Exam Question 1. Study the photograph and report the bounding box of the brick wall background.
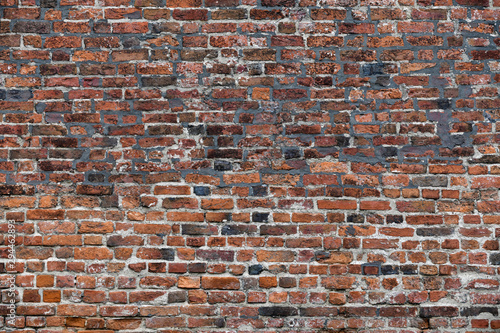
[1,0,500,331]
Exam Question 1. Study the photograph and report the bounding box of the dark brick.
[252,213,269,222]
[107,235,144,247]
[159,248,175,261]
[221,225,256,236]
[460,307,498,317]
[214,161,232,171]
[197,250,234,261]
[362,63,387,76]
[413,176,448,187]
[387,215,403,224]
[416,227,454,237]
[261,0,295,5]
[456,0,488,5]
[168,291,187,303]
[347,214,365,223]
[193,186,210,196]
[381,265,399,275]
[6,89,33,101]
[13,21,51,34]
[259,307,298,317]
[0,185,35,196]
[470,155,500,164]
[182,224,217,235]
[249,264,264,275]
[401,265,418,275]
[142,77,177,87]
[40,0,57,7]
[101,195,119,208]
[188,263,207,273]
[490,253,500,265]
[420,307,458,318]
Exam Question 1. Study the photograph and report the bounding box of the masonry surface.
[0,0,500,331]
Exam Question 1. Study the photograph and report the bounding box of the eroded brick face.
[1,0,500,331]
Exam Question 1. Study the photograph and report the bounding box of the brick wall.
[1,0,500,331]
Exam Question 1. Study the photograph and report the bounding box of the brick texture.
[1,0,500,331]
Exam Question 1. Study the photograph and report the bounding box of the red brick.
[201,277,240,290]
